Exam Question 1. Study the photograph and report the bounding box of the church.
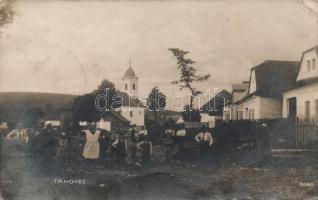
[97,63,145,131]
[118,62,146,126]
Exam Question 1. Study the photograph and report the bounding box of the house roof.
[116,91,146,108]
[200,90,232,116]
[235,60,299,104]
[232,82,249,92]
[145,109,182,124]
[296,45,318,79]
[99,109,130,124]
[252,60,299,97]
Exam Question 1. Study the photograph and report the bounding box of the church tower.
[122,61,138,97]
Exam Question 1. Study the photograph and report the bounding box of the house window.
[245,108,248,119]
[307,60,311,71]
[249,109,255,120]
[130,111,133,117]
[125,83,128,90]
[305,101,310,119]
[237,111,243,120]
[312,58,316,70]
[132,83,136,90]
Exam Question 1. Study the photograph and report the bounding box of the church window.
[132,83,136,90]
[125,83,128,90]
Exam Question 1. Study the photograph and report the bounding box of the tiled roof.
[99,109,130,124]
[235,60,299,104]
[200,90,232,116]
[252,60,299,98]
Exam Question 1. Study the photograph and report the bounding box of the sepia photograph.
[0,0,318,199]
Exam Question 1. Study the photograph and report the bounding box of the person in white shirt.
[195,125,213,157]
[6,123,29,144]
[137,126,148,141]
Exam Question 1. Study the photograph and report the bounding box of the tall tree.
[147,86,167,124]
[72,79,119,123]
[0,0,14,29]
[168,48,210,121]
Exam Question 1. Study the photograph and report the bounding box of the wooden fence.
[213,118,318,149]
[295,117,318,148]
[214,119,296,149]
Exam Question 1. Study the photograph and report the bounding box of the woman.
[82,123,101,167]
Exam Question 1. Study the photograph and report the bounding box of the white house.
[283,45,318,119]
[97,109,130,132]
[235,60,299,120]
[223,81,249,120]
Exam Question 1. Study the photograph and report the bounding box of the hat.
[261,123,268,127]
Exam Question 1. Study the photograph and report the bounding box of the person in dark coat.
[137,136,152,166]
[112,134,127,165]
[56,130,69,168]
[31,123,58,172]
[129,124,138,162]
[256,123,272,164]
[163,129,174,161]
[99,130,108,163]
[68,129,86,167]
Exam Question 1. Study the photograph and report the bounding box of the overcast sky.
[0,0,317,109]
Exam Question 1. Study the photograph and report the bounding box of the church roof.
[123,66,138,79]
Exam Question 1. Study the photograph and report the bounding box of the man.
[136,126,147,141]
[137,136,152,166]
[255,123,272,165]
[112,134,127,165]
[129,124,138,162]
[195,125,213,159]
[98,130,109,162]
[163,129,174,161]
[175,124,187,159]
[56,130,67,162]
[31,123,58,173]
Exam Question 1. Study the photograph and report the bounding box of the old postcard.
[0,0,318,199]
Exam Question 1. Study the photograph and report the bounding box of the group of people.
[4,119,216,171]
[163,124,214,162]
[82,123,153,167]
[3,119,272,172]
[4,120,155,170]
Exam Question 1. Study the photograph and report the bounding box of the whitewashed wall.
[283,82,318,118]
[121,106,145,126]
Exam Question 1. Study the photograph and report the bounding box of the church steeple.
[122,61,138,97]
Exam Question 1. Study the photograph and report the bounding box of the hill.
[0,92,76,110]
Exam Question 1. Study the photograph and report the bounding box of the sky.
[0,0,317,110]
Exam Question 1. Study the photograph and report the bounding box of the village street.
[1,141,318,200]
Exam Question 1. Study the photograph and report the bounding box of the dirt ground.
[1,140,318,200]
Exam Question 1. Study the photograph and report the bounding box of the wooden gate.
[295,118,318,148]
